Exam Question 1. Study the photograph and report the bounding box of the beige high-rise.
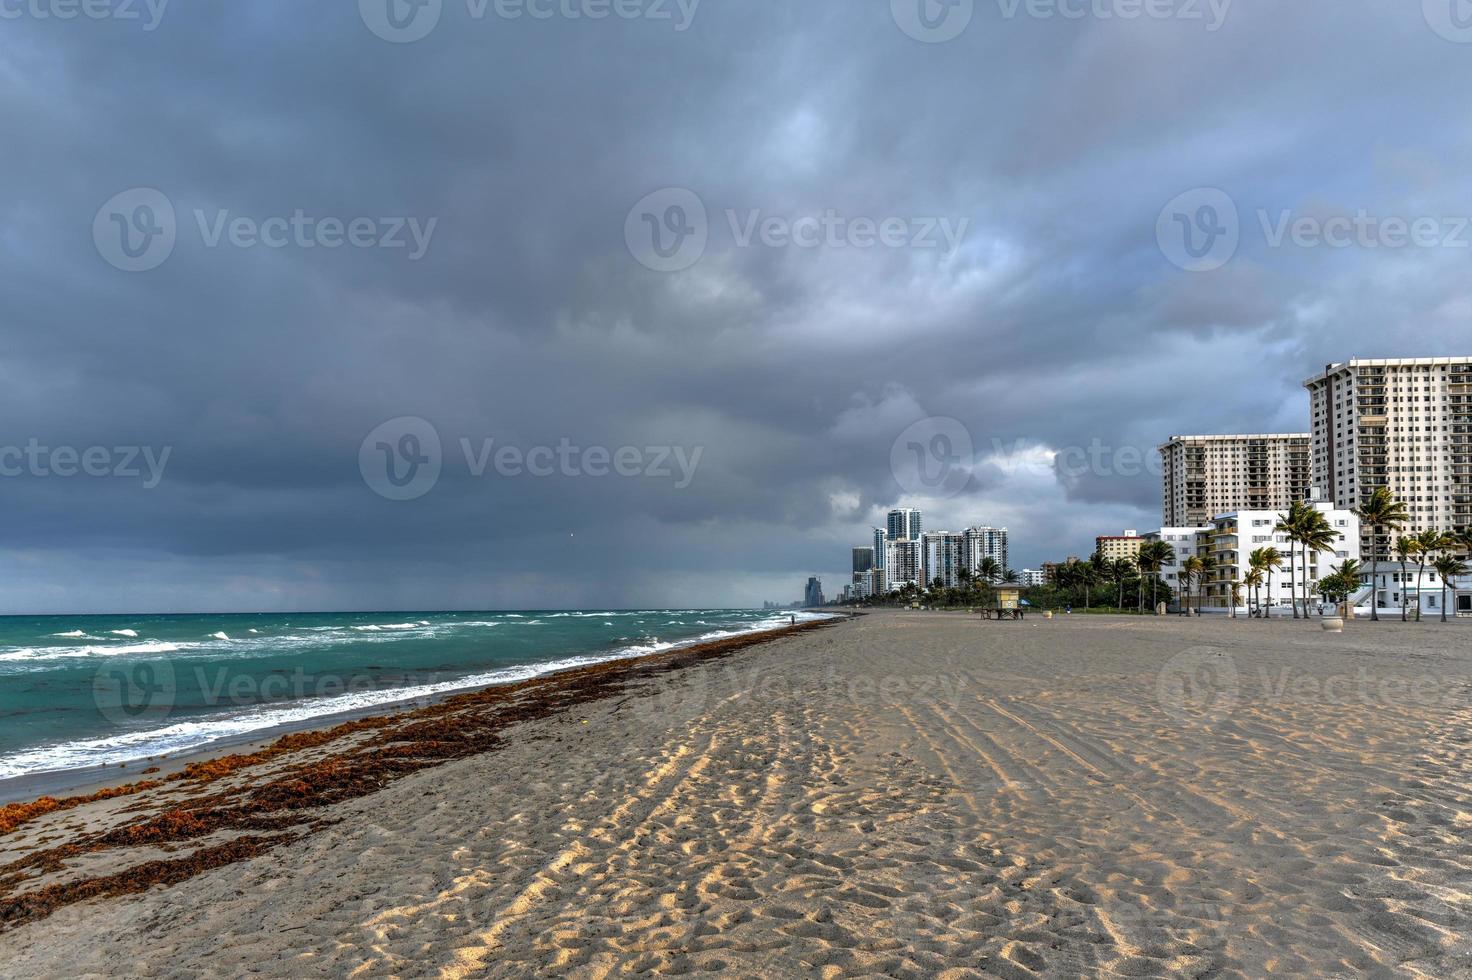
[1304,357,1472,555]
[1159,434,1312,528]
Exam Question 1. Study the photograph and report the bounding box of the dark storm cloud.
[2,1,1470,610]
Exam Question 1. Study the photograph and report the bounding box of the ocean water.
[0,609,827,781]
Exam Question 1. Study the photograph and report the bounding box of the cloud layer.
[2,2,1470,610]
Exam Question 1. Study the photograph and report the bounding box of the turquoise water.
[0,609,824,780]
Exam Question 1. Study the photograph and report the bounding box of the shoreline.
[0,612,843,806]
[0,614,849,931]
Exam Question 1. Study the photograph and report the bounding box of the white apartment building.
[1159,434,1312,527]
[1017,568,1046,587]
[1142,527,1212,599]
[1358,562,1472,618]
[1200,501,1360,613]
[922,532,967,588]
[885,538,923,590]
[963,526,1009,576]
[1304,357,1472,556]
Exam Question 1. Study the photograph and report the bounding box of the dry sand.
[2,610,1470,977]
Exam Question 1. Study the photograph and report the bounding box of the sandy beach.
[2,610,1470,977]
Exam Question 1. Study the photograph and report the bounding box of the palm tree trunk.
[1288,547,1298,618]
[1370,525,1380,620]
[1442,582,1449,623]
[1415,563,1425,622]
[1400,559,1409,621]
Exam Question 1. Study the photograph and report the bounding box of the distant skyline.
[5,5,1472,612]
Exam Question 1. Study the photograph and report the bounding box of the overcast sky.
[3,1,1471,612]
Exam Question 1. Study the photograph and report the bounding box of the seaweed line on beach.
[0,617,844,932]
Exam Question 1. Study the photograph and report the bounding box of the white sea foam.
[110,629,139,637]
[52,630,89,638]
[351,621,430,632]
[210,632,230,641]
[0,612,838,779]
[0,641,185,663]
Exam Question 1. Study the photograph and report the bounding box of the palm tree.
[977,557,1001,587]
[1002,568,1020,585]
[1197,552,1216,615]
[1394,534,1416,622]
[1411,529,1447,622]
[1110,556,1135,611]
[1179,555,1202,616]
[1137,540,1175,613]
[1354,487,1408,621]
[1243,566,1264,616]
[1248,546,1281,618]
[1297,509,1340,617]
[1274,500,1310,618]
[1254,544,1277,615]
[1432,553,1468,623]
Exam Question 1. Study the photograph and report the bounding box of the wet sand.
[2,610,1470,977]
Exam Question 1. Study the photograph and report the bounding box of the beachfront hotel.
[1200,499,1360,611]
[1159,434,1312,527]
[1142,497,1359,612]
[1095,531,1143,561]
[1304,357,1472,556]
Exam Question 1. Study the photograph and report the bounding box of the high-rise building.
[887,508,922,542]
[963,526,1008,575]
[884,538,923,590]
[921,531,966,588]
[804,577,824,607]
[852,547,875,575]
[1095,531,1143,562]
[1159,434,1312,527]
[1304,357,1472,556]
